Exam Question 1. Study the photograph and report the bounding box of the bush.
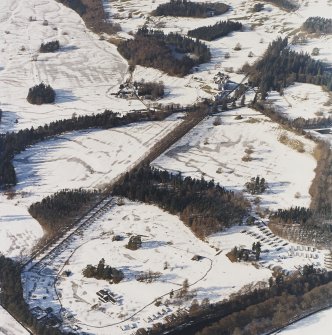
[252,3,264,12]
[27,83,56,105]
[40,40,60,53]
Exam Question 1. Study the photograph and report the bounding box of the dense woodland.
[57,0,120,34]
[27,83,56,105]
[0,109,173,187]
[188,20,242,41]
[245,37,332,98]
[117,28,211,76]
[28,189,101,236]
[262,0,298,11]
[302,17,332,34]
[153,0,229,18]
[113,165,249,238]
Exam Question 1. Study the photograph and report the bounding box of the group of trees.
[133,80,165,99]
[39,40,60,53]
[245,37,332,98]
[27,83,56,105]
[0,109,173,187]
[270,207,313,225]
[136,270,161,283]
[82,258,124,283]
[245,176,267,195]
[302,17,332,34]
[228,242,261,262]
[113,165,250,238]
[188,20,242,41]
[117,28,211,76]
[153,0,229,18]
[28,189,101,236]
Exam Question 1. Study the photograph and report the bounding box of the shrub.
[40,40,60,53]
[27,83,56,105]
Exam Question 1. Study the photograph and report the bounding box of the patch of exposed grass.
[278,132,305,153]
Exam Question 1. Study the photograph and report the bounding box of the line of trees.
[188,20,242,41]
[152,0,229,18]
[302,17,332,34]
[113,165,250,238]
[244,37,332,99]
[117,28,211,77]
[0,109,174,187]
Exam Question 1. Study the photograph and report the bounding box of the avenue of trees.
[153,0,229,18]
[113,165,250,238]
[117,28,211,76]
[188,20,242,41]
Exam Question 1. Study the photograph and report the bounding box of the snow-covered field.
[153,108,317,210]
[0,0,137,133]
[267,83,332,120]
[23,199,327,334]
[0,114,183,258]
[0,305,29,335]
[277,307,332,335]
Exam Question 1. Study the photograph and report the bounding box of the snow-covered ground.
[106,0,332,108]
[153,108,317,211]
[277,307,332,335]
[0,0,137,133]
[0,305,29,335]
[0,114,183,258]
[23,199,327,334]
[267,83,332,120]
